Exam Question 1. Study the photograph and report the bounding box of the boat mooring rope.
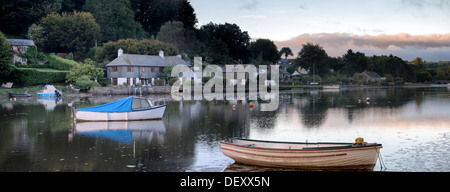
[376,147,387,171]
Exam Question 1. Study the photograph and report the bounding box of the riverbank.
[2,83,446,97]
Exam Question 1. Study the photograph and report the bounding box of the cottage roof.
[106,54,189,67]
[6,39,35,46]
[362,71,381,79]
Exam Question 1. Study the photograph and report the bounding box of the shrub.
[48,55,78,71]
[91,81,101,88]
[394,77,404,85]
[154,78,165,86]
[76,76,93,91]
[168,78,178,86]
[14,68,68,86]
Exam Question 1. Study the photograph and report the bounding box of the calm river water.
[1,87,450,172]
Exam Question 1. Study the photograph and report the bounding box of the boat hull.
[323,85,340,89]
[38,93,61,98]
[75,105,166,122]
[220,138,382,170]
[8,93,31,97]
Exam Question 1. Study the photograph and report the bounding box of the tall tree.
[27,24,46,51]
[131,0,197,37]
[368,54,416,82]
[249,39,280,65]
[342,49,368,76]
[61,0,86,13]
[0,31,13,83]
[279,47,293,59]
[412,57,425,69]
[177,0,198,30]
[0,0,61,36]
[294,43,329,77]
[38,11,101,57]
[200,22,250,64]
[83,0,146,42]
[156,21,200,57]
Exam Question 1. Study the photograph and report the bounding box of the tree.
[328,56,344,72]
[369,54,416,82]
[66,58,104,83]
[294,43,329,77]
[250,39,280,65]
[0,31,13,83]
[199,22,251,63]
[156,21,200,57]
[416,70,433,82]
[83,0,146,42]
[38,11,101,58]
[130,0,197,37]
[342,49,368,76]
[177,0,198,30]
[412,57,425,69]
[279,47,293,59]
[0,0,61,36]
[27,24,46,51]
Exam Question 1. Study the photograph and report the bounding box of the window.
[112,66,118,72]
[159,67,164,73]
[127,66,133,72]
[112,78,118,85]
[141,67,146,72]
[151,67,155,72]
[126,78,130,85]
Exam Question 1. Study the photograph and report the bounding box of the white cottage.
[106,49,191,86]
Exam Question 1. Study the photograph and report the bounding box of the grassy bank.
[0,83,66,95]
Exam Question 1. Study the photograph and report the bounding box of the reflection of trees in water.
[134,100,252,171]
[285,88,422,128]
[297,92,329,128]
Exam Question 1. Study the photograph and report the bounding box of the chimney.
[118,48,123,57]
[159,50,164,58]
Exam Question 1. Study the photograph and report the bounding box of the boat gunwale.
[75,104,167,113]
[220,138,382,151]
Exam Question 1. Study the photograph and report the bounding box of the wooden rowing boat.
[219,138,382,170]
[75,96,166,122]
[8,92,31,97]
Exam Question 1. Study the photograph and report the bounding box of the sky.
[190,0,450,61]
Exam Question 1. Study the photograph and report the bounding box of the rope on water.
[376,147,387,171]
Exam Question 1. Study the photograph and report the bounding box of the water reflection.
[74,121,166,145]
[1,87,450,171]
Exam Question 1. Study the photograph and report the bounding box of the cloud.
[274,33,450,61]
[238,15,267,19]
[298,3,308,10]
[240,0,258,10]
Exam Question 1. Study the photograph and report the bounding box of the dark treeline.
[1,0,449,84]
[290,43,450,83]
[1,0,278,65]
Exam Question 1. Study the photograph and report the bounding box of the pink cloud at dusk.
[274,33,450,61]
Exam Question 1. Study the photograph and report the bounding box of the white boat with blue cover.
[38,85,62,98]
[75,96,166,122]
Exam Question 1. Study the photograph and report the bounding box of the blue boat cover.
[78,130,133,144]
[78,96,134,112]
